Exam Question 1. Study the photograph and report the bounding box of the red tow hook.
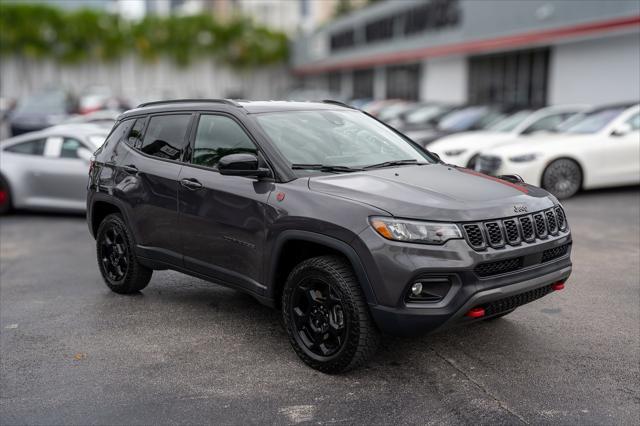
[466,307,485,318]
[552,280,566,291]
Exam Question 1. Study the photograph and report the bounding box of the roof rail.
[322,99,355,109]
[136,99,242,108]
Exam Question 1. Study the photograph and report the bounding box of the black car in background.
[8,90,78,136]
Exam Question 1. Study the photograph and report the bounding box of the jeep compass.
[87,100,572,373]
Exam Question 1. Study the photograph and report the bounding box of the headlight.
[509,153,539,162]
[444,149,467,156]
[370,217,462,244]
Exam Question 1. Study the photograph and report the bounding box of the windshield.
[564,107,627,134]
[15,91,69,114]
[437,106,503,132]
[486,110,532,132]
[255,110,434,170]
[404,105,450,124]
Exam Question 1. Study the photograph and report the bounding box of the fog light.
[411,282,423,296]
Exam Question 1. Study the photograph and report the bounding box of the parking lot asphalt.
[1,187,638,425]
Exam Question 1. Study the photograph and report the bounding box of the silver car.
[0,124,108,214]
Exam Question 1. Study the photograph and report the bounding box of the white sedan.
[429,105,588,168]
[476,103,640,199]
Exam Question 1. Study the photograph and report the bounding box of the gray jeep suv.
[87,100,572,373]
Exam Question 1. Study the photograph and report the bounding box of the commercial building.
[292,0,640,107]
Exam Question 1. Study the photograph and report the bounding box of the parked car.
[63,110,121,128]
[0,124,108,214]
[7,90,78,136]
[376,101,416,123]
[429,105,589,168]
[477,103,640,199]
[388,102,458,130]
[404,105,508,146]
[87,99,572,373]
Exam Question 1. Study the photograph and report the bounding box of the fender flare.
[268,230,378,306]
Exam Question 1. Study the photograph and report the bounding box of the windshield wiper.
[291,163,364,173]
[363,159,428,170]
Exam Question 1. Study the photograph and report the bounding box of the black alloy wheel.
[99,224,129,282]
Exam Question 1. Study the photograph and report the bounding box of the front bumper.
[356,225,572,336]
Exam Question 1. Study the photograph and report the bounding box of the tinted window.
[127,117,147,148]
[626,113,640,131]
[192,115,257,169]
[103,120,134,150]
[140,115,191,160]
[565,107,627,134]
[60,138,86,158]
[522,113,572,135]
[5,139,46,156]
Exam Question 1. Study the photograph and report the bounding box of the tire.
[0,175,12,215]
[541,159,582,199]
[282,255,380,374]
[466,154,479,170]
[96,213,152,294]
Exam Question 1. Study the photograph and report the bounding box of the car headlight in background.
[370,217,462,244]
[509,153,540,162]
[443,149,467,156]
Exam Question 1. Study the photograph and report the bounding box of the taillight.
[89,157,96,175]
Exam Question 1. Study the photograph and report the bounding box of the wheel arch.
[89,198,126,238]
[268,230,378,310]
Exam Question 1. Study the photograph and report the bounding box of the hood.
[483,133,595,157]
[308,164,554,221]
[429,131,515,152]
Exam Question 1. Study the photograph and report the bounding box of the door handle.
[122,164,138,174]
[180,178,203,190]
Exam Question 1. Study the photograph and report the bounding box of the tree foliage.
[0,3,289,68]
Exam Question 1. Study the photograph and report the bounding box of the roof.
[1,123,109,145]
[126,99,353,117]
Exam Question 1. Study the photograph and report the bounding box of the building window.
[328,73,342,95]
[386,64,421,100]
[404,0,461,35]
[330,29,355,52]
[365,16,395,44]
[468,48,550,108]
[353,69,374,99]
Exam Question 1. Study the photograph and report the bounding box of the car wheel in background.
[542,159,582,199]
[282,255,380,374]
[466,154,479,169]
[0,175,12,215]
[96,213,152,294]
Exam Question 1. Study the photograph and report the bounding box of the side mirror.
[429,151,441,162]
[611,123,632,137]
[76,147,93,162]
[218,153,271,178]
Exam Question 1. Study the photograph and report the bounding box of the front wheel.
[96,213,152,294]
[542,159,582,199]
[282,255,380,374]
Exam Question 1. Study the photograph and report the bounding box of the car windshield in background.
[404,105,450,124]
[564,107,627,134]
[437,106,502,132]
[486,110,533,132]
[255,110,433,171]
[14,91,68,114]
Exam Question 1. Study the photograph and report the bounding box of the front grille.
[481,284,555,316]
[477,155,502,174]
[542,243,571,263]
[461,207,569,251]
[475,257,523,277]
[484,222,504,247]
[463,224,484,249]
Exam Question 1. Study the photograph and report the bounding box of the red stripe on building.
[293,15,640,75]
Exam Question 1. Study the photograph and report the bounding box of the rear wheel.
[282,255,380,374]
[96,213,152,294]
[542,159,582,199]
[0,175,12,215]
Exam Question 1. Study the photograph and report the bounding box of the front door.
[178,113,273,294]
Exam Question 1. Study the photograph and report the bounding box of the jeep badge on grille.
[513,204,528,213]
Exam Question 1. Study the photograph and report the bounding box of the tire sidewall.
[96,214,135,289]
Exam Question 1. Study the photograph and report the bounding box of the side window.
[522,114,566,134]
[4,139,46,156]
[103,120,134,150]
[626,113,640,131]
[60,138,86,159]
[126,117,147,148]
[140,114,191,160]
[192,115,257,169]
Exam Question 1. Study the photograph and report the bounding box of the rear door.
[123,113,194,265]
[177,113,274,294]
